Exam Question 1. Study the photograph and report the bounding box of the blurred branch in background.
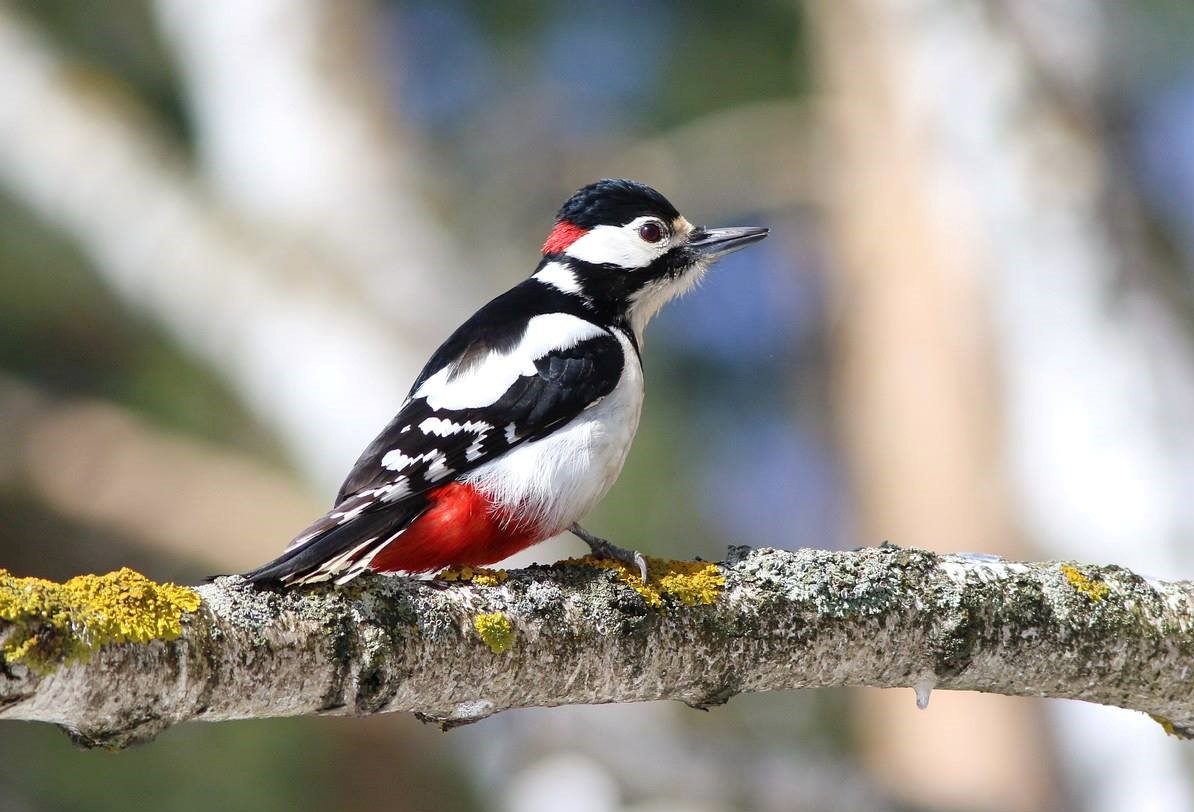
[3,0,1192,810]
[153,0,466,329]
[0,4,442,488]
[0,375,317,570]
[3,546,1191,753]
[572,99,820,220]
[0,5,845,811]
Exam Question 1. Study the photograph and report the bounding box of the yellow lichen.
[1150,713,1179,737]
[0,567,201,671]
[473,612,514,654]
[573,556,725,609]
[1060,564,1110,601]
[658,563,726,606]
[436,566,509,586]
[469,569,509,587]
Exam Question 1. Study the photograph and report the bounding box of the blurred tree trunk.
[811,2,1056,810]
[812,1,1194,810]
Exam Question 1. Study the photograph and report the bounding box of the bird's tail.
[236,502,425,587]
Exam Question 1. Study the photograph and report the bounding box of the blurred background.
[1,0,1193,810]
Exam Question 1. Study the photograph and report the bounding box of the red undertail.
[368,482,543,573]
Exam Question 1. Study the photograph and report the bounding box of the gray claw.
[570,523,650,582]
[632,551,648,582]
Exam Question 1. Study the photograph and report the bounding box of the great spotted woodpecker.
[243,179,767,586]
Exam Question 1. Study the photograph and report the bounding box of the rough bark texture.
[1,546,1191,750]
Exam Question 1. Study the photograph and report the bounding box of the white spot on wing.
[381,477,412,501]
[466,436,486,461]
[332,501,370,524]
[419,416,491,437]
[426,456,453,482]
[382,447,452,480]
[382,449,417,470]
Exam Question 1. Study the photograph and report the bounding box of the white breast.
[462,329,644,534]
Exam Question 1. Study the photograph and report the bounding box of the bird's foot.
[570,523,649,582]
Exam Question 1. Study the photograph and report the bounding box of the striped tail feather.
[241,501,427,586]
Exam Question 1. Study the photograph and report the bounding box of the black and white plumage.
[242,179,768,586]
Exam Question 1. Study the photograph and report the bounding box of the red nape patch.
[367,482,543,574]
[542,220,588,254]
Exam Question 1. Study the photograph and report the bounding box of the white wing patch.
[415,313,608,410]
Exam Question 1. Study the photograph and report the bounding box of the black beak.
[687,226,769,259]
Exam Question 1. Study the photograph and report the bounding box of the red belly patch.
[367,482,542,574]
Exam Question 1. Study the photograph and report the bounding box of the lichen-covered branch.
[1,546,1191,749]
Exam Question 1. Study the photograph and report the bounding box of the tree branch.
[1,545,1191,749]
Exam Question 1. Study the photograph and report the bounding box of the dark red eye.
[638,221,665,243]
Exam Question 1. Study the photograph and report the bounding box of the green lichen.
[1060,564,1110,601]
[473,612,514,654]
[0,568,201,672]
[576,556,725,608]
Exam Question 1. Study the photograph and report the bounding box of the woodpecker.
[242,179,767,586]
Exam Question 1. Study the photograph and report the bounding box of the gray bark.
[1,545,1191,749]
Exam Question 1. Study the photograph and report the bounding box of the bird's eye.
[638,221,665,244]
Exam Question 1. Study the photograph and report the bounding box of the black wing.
[242,326,624,585]
[335,331,623,505]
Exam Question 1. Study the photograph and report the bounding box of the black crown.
[556,179,680,229]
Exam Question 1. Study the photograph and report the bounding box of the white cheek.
[564,223,665,268]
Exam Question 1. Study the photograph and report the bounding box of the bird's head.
[535,179,768,340]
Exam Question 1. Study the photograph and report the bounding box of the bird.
[241,179,768,587]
